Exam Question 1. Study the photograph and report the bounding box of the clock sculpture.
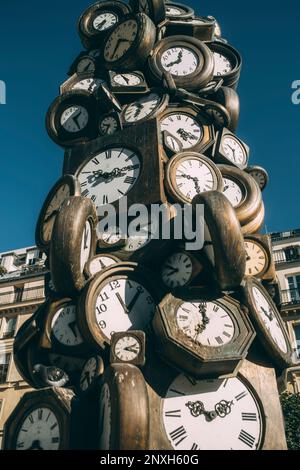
[3,0,293,451]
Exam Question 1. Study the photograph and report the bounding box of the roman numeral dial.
[16,407,61,450]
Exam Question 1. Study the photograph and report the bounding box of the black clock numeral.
[213,305,219,312]
[50,422,58,431]
[91,195,96,203]
[81,181,88,187]
[28,414,34,424]
[92,157,100,165]
[242,412,257,421]
[165,410,182,418]
[105,150,112,159]
[38,409,43,421]
[215,336,224,345]
[83,225,90,249]
[223,331,231,338]
[96,304,108,314]
[52,437,60,444]
[124,176,136,185]
[118,189,125,195]
[17,442,25,448]
[98,292,109,303]
[82,189,89,198]
[46,412,52,422]
[169,426,187,447]
[191,443,199,450]
[103,195,108,204]
[235,391,248,401]
[238,429,256,448]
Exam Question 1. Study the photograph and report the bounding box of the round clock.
[110,331,146,365]
[213,129,249,169]
[148,35,214,91]
[79,355,104,395]
[165,2,194,19]
[35,175,80,254]
[208,42,242,89]
[241,278,293,369]
[78,1,131,49]
[122,90,169,125]
[77,263,161,350]
[130,0,166,24]
[202,101,231,129]
[60,73,105,95]
[76,54,99,75]
[46,90,98,147]
[84,254,120,278]
[75,147,141,209]
[98,112,122,136]
[244,236,271,279]
[162,373,264,450]
[165,152,223,204]
[161,251,203,289]
[245,165,269,191]
[101,13,156,70]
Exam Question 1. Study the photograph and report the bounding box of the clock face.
[80,357,99,391]
[93,12,118,31]
[99,384,111,450]
[245,240,268,276]
[104,19,138,62]
[176,301,235,347]
[88,255,118,276]
[51,304,83,347]
[160,113,203,152]
[72,78,103,93]
[222,177,244,207]
[42,184,71,244]
[222,137,247,166]
[114,335,141,362]
[80,220,92,272]
[77,147,141,208]
[248,169,268,190]
[16,407,61,450]
[113,72,142,86]
[163,374,263,450]
[60,105,89,133]
[161,252,193,288]
[123,92,162,123]
[172,157,217,201]
[252,286,288,353]
[100,115,119,135]
[161,47,199,77]
[101,226,124,245]
[94,277,156,338]
[213,52,232,76]
[77,58,95,74]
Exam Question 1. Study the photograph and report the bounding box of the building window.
[1,316,18,340]
[14,285,24,303]
[287,275,300,303]
[0,353,11,384]
[294,325,300,359]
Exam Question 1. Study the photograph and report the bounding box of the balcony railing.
[271,229,300,242]
[273,248,300,265]
[281,288,300,307]
[0,286,45,306]
[0,264,48,282]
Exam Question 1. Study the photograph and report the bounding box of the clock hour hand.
[96,19,107,30]
[177,128,198,141]
[116,292,129,314]
[133,102,144,118]
[127,290,142,313]
[72,110,83,130]
[199,301,210,326]
[120,74,130,84]
[165,50,183,68]
[165,264,179,275]
[124,344,139,353]
[112,38,129,59]
[68,321,78,338]
[261,306,273,321]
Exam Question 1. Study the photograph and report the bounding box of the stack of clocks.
[3,0,294,450]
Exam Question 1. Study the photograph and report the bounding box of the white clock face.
[245,241,267,276]
[113,73,142,86]
[161,252,193,288]
[72,78,103,93]
[88,255,118,276]
[161,47,198,76]
[99,384,111,450]
[104,19,138,62]
[249,170,267,190]
[223,137,246,166]
[77,58,95,74]
[80,357,99,391]
[60,106,89,133]
[80,220,92,272]
[78,147,141,208]
[176,301,235,346]
[166,6,183,16]
[16,408,61,450]
[114,335,141,362]
[51,304,83,347]
[94,278,156,338]
[163,374,263,450]
[213,52,232,76]
[252,286,288,353]
[123,92,161,122]
[101,226,124,245]
[100,116,118,135]
[222,177,243,207]
[42,184,71,243]
[161,113,203,152]
[93,12,118,31]
[174,157,216,201]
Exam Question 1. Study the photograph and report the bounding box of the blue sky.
[0,0,299,252]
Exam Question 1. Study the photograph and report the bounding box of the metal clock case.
[45,90,99,148]
[160,249,206,289]
[245,165,269,192]
[129,0,166,25]
[84,254,120,279]
[77,1,132,50]
[212,128,249,170]
[60,73,104,95]
[212,86,240,132]
[192,190,246,291]
[148,35,214,92]
[99,364,150,450]
[100,13,156,71]
[77,262,163,350]
[79,355,105,396]
[68,50,102,76]
[208,41,242,90]
[153,290,255,378]
[3,388,74,450]
[164,16,216,42]
[159,104,215,156]
[165,2,195,20]
[164,152,223,204]
[244,234,276,281]
[50,196,98,296]
[110,331,146,366]
[239,277,293,369]
[121,89,169,126]
[98,111,123,137]
[108,70,149,99]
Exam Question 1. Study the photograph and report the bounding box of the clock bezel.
[213,128,250,170]
[110,330,146,366]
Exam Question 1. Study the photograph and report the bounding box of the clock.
[164,16,216,43]
[159,104,215,155]
[97,225,127,251]
[110,331,146,366]
[122,89,169,125]
[50,196,98,296]
[79,355,104,395]
[98,111,123,136]
[165,2,194,20]
[148,35,214,92]
[46,90,98,148]
[213,128,250,169]
[212,86,240,132]
[96,82,123,113]
[201,101,231,129]
[99,364,149,450]
[160,250,204,289]
[35,175,80,254]
[244,234,276,281]
[77,262,161,350]
[108,70,149,96]
[101,13,156,70]
[129,0,166,25]
[84,254,120,278]
[153,291,255,377]
[217,164,263,228]
[192,191,246,291]
[60,73,104,95]
[3,388,74,450]
[245,165,269,191]
[164,152,223,204]
[208,42,242,89]
[77,1,131,50]
[67,51,103,77]
[240,277,293,369]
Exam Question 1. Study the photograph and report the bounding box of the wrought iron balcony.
[281,288,300,308]
[0,286,45,307]
[273,247,300,265]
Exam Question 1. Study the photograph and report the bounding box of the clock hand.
[127,290,142,313]
[96,19,107,30]
[68,321,78,338]
[124,344,139,353]
[133,102,144,118]
[186,401,217,422]
[165,264,179,274]
[72,110,83,130]
[261,306,273,321]
[116,292,129,314]
[199,301,210,326]
[177,128,198,141]
[165,50,183,68]
[112,38,130,59]
[120,74,130,84]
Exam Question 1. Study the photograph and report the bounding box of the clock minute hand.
[261,306,273,321]
[112,38,129,59]
[116,292,129,314]
[124,344,139,353]
[127,291,142,313]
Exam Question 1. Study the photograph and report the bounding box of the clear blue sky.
[0,0,299,252]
